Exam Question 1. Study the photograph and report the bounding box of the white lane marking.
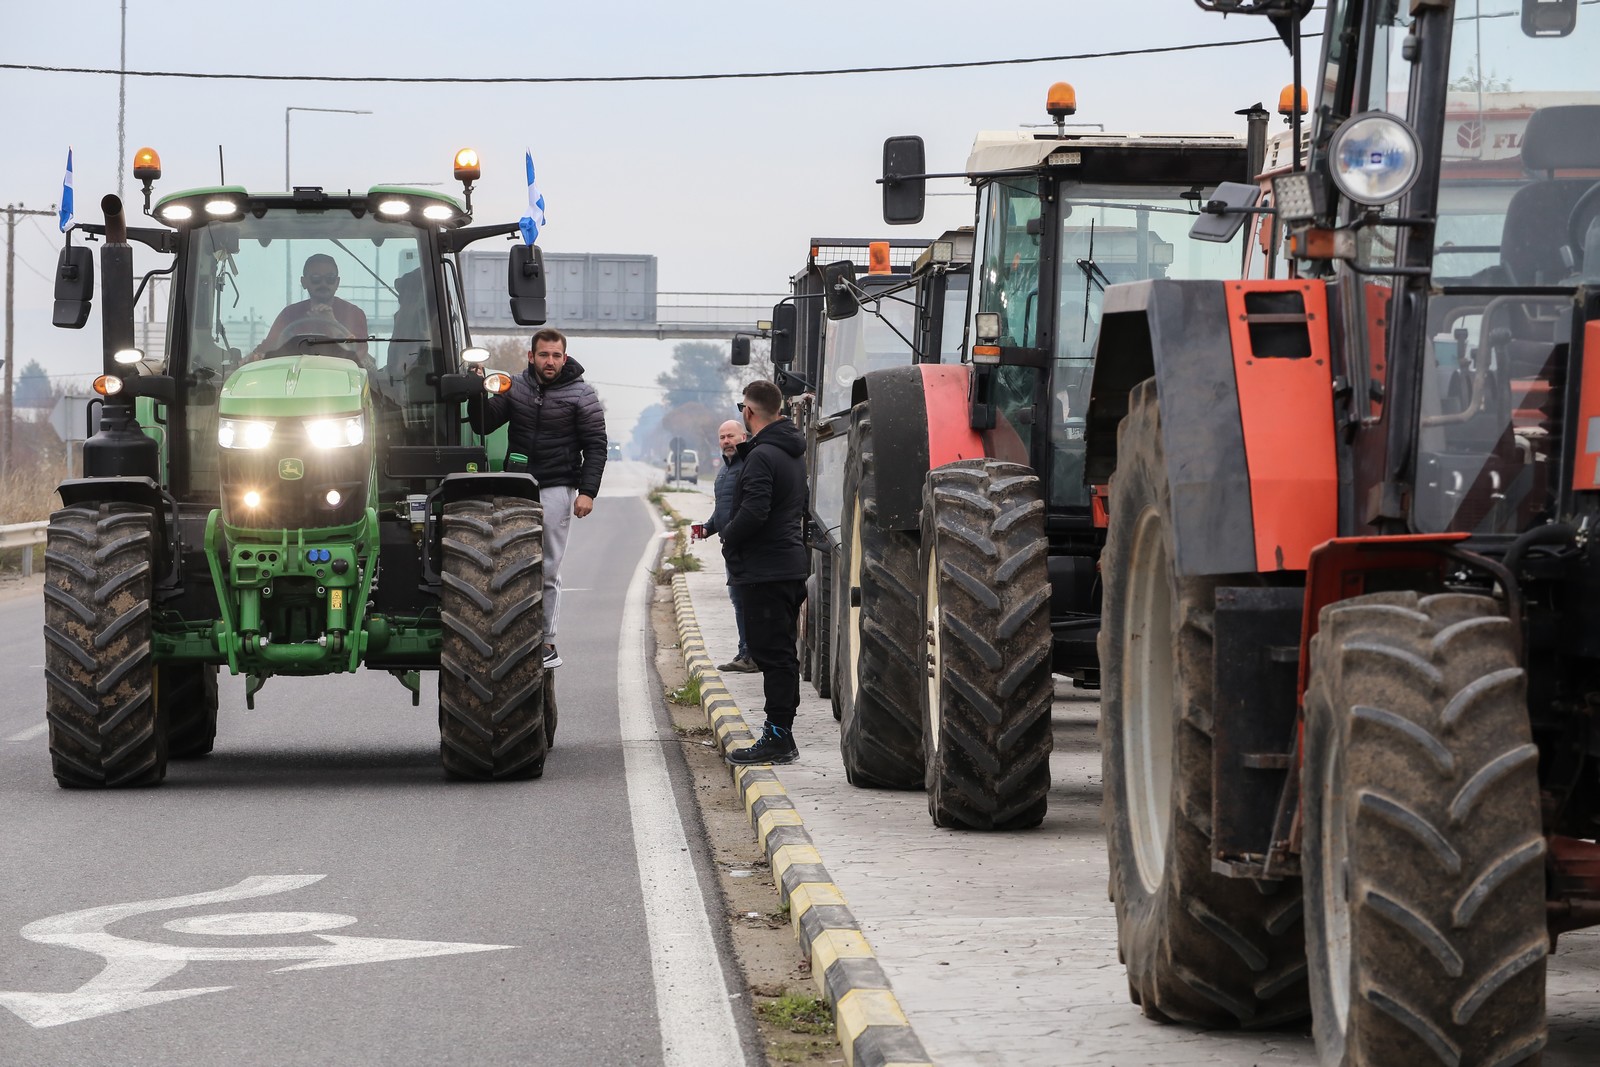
[619,504,746,1066]
[0,875,513,1028]
[5,722,48,743]
[163,912,359,936]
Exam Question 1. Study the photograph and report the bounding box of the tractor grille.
[221,445,370,531]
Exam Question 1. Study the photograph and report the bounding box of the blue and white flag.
[58,149,74,232]
[518,149,546,246]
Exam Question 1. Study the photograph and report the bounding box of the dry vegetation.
[0,460,66,525]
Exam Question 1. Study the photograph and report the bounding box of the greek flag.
[58,149,74,232]
[518,149,546,245]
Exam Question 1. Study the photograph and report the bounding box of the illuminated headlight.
[421,203,454,221]
[204,199,239,216]
[325,490,343,507]
[305,415,364,449]
[113,348,143,365]
[242,490,262,509]
[160,203,193,222]
[1328,112,1422,207]
[218,418,275,450]
[377,199,411,217]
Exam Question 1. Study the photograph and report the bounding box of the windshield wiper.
[300,336,431,345]
[1077,220,1111,342]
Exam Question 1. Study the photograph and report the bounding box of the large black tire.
[1303,592,1546,1067]
[43,503,167,788]
[918,460,1054,830]
[544,670,558,749]
[161,663,220,759]
[438,496,548,781]
[1100,380,1308,1027]
[835,405,924,789]
[809,548,834,702]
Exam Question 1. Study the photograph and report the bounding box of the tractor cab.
[957,92,1249,515]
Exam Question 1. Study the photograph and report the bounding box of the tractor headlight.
[1328,112,1422,207]
[305,415,365,449]
[218,418,275,450]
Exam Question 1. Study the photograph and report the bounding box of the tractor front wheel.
[1100,380,1308,1027]
[918,460,1053,830]
[44,503,167,788]
[1303,592,1546,1067]
[438,496,548,781]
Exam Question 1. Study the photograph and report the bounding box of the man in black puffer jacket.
[470,328,607,669]
[721,379,809,766]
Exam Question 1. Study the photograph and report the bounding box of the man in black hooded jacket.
[721,379,809,766]
[470,328,607,669]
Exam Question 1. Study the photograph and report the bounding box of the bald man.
[692,418,754,671]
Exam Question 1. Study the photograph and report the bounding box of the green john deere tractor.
[45,148,554,787]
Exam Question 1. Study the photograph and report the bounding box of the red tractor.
[843,88,1257,828]
[1090,1,1600,1060]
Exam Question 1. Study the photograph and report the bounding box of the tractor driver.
[252,254,372,365]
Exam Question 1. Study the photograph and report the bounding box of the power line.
[0,34,1310,86]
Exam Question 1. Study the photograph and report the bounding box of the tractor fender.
[429,471,541,510]
[1085,278,1338,577]
[849,364,985,531]
[55,475,182,590]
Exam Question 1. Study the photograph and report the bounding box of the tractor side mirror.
[882,135,926,226]
[822,261,859,321]
[731,334,752,367]
[53,246,95,329]
[1524,0,1577,36]
[770,302,797,366]
[775,367,813,398]
[438,373,484,402]
[1189,182,1262,244]
[508,244,547,326]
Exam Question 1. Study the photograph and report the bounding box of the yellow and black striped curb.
[670,574,934,1067]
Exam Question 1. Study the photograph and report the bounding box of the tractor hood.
[220,355,367,419]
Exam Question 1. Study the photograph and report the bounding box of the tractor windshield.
[175,212,448,499]
[819,283,918,416]
[1374,4,1600,533]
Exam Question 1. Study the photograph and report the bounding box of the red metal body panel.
[920,364,986,467]
[1570,321,1600,491]
[1225,281,1340,572]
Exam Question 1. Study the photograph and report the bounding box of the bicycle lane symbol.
[0,875,514,1028]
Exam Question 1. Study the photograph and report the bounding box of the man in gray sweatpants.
[469,328,608,668]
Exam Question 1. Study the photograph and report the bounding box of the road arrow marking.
[0,876,514,1028]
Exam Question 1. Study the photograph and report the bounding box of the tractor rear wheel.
[544,670,558,749]
[919,459,1053,830]
[1100,379,1308,1027]
[438,496,548,781]
[1303,592,1546,1067]
[43,503,167,788]
[162,663,220,759]
[809,547,834,702]
[835,405,924,789]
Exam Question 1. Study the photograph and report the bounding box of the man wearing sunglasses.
[720,380,809,766]
[254,253,371,363]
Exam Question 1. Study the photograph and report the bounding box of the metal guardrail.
[0,521,47,577]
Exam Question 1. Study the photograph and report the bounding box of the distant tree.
[1450,65,1511,93]
[480,336,530,374]
[657,341,734,412]
[15,361,54,410]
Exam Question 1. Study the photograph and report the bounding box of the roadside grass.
[755,993,834,1036]
[667,675,703,706]
[0,463,65,575]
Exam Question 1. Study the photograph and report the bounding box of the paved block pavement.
[663,489,1600,1067]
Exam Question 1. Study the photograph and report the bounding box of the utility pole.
[3,204,59,480]
[118,0,128,201]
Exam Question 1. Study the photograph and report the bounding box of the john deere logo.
[279,458,305,480]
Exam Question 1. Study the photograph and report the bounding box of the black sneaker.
[543,644,562,669]
[725,724,798,766]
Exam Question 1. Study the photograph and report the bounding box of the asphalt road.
[0,463,754,1066]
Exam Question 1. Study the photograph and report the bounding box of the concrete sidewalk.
[660,489,1319,1067]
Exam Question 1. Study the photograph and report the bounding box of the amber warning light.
[1046,82,1078,120]
[1278,85,1309,119]
[132,147,161,182]
[868,241,891,275]
[453,148,481,183]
